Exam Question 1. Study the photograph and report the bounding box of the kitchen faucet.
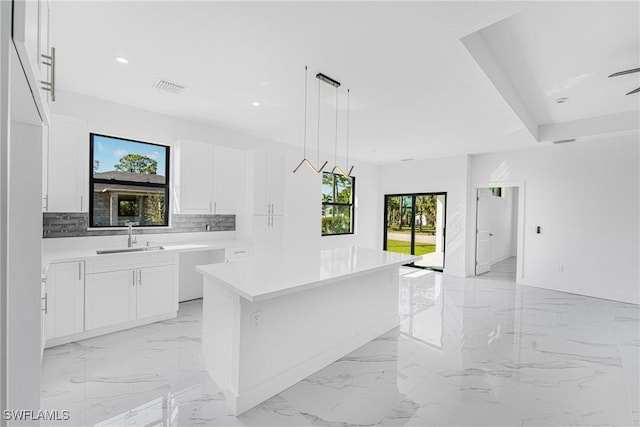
[127,222,139,247]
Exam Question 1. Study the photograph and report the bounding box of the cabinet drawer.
[86,252,178,274]
[225,246,251,262]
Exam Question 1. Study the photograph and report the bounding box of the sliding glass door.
[384,193,446,271]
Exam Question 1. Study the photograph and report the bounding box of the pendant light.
[293,66,328,174]
[331,88,354,177]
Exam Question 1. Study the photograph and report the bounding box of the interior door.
[475,188,492,275]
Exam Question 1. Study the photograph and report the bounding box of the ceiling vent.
[552,138,577,144]
[153,78,186,94]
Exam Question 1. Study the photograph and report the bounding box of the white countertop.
[196,246,418,302]
[42,239,250,271]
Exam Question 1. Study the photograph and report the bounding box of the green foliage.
[114,154,158,174]
[143,194,165,225]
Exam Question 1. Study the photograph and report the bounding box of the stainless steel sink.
[96,246,165,255]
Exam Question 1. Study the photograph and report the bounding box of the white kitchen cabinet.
[46,114,88,212]
[175,140,214,214]
[252,215,284,256]
[85,254,178,331]
[213,146,245,214]
[44,261,85,340]
[85,269,136,330]
[136,265,178,319]
[12,0,54,124]
[174,140,245,215]
[178,249,225,302]
[225,246,252,263]
[40,275,46,361]
[250,151,284,216]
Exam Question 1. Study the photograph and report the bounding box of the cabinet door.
[45,261,84,339]
[137,265,177,319]
[251,151,270,216]
[251,215,271,256]
[47,115,88,212]
[269,215,285,254]
[178,141,214,214]
[12,0,51,124]
[213,146,245,214]
[85,270,136,330]
[268,153,285,216]
[38,0,51,112]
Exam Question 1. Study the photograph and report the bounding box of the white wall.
[379,155,469,277]
[48,91,380,253]
[469,135,639,304]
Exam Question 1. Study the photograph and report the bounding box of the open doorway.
[475,186,519,279]
[384,193,446,271]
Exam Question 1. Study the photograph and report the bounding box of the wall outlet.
[251,311,262,332]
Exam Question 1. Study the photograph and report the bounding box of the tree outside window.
[321,172,355,235]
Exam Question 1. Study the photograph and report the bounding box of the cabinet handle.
[78,263,82,280]
[41,47,56,101]
[80,195,84,211]
[209,201,213,213]
[43,293,48,314]
[43,195,48,211]
[132,271,136,287]
[138,270,142,286]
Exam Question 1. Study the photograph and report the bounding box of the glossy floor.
[41,258,639,426]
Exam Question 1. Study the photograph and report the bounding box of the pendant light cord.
[346,88,350,170]
[317,78,321,166]
[303,66,308,158]
[334,86,339,167]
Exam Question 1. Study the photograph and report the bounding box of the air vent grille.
[153,78,186,94]
[552,138,577,144]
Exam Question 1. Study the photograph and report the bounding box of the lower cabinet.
[43,252,178,348]
[85,263,178,330]
[45,261,85,341]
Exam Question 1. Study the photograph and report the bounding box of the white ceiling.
[50,1,639,164]
[478,2,640,126]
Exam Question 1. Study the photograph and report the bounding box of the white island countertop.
[196,246,418,302]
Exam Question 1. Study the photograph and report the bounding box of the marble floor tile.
[41,259,639,426]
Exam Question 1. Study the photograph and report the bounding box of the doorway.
[383,193,446,271]
[475,186,519,278]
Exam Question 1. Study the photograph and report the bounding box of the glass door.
[384,193,446,271]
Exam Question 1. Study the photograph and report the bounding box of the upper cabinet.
[248,150,284,216]
[44,115,88,212]
[12,0,55,125]
[174,140,245,215]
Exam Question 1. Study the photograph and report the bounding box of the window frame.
[321,172,355,236]
[89,133,171,228]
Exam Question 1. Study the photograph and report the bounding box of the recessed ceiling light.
[114,56,129,64]
[555,97,568,104]
[252,102,261,107]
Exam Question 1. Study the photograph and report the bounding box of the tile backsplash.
[42,213,235,238]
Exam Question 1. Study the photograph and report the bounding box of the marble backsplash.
[42,213,235,238]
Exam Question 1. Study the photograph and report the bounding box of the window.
[321,172,355,235]
[90,133,170,227]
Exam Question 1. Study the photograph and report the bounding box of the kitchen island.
[196,246,418,415]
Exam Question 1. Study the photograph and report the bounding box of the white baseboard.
[45,311,176,348]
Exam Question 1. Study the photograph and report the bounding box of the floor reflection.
[41,258,639,426]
